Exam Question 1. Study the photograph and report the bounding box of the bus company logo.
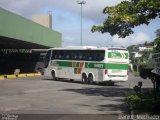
[111,52,126,59]
[94,64,103,68]
[72,62,84,74]
[72,62,84,68]
[111,53,120,59]
[72,62,77,67]
[120,52,126,59]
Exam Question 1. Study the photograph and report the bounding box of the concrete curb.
[0,73,42,80]
[0,76,5,80]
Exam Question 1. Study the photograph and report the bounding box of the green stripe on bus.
[85,62,128,70]
[52,61,128,70]
[85,62,104,69]
[55,61,72,67]
[105,63,128,70]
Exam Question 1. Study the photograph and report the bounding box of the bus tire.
[70,79,74,82]
[88,74,94,84]
[51,71,57,80]
[82,74,87,84]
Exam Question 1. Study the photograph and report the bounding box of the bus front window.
[44,50,51,68]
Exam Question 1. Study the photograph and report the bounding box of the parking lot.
[0,74,153,119]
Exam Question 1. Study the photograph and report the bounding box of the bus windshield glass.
[108,48,129,59]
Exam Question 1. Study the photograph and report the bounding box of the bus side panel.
[98,70,104,81]
[55,67,81,80]
[81,68,103,82]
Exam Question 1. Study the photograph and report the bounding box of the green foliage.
[91,0,160,38]
[141,51,151,62]
[125,93,160,113]
[134,72,140,76]
[125,95,141,110]
[154,37,160,52]
[139,63,154,79]
[155,29,160,37]
[153,29,160,52]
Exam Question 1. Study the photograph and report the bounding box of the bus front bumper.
[103,75,128,82]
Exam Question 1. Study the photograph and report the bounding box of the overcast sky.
[0,0,159,47]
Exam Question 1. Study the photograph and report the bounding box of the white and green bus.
[44,46,129,84]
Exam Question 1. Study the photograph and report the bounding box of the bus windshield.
[108,48,129,59]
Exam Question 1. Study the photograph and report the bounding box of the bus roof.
[48,46,127,51]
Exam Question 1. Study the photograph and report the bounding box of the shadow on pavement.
[61,87,133,114]
[44,78,121,87]
[61,87,133,97]
[61,87,153,114]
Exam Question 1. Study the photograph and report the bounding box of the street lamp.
[77,1,86,46]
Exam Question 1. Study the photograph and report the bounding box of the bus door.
[44,50,52,77]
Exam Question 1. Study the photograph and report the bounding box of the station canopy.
[0,8,61,49]
[0,36,50,49]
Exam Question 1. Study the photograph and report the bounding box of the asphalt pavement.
[0,74,153,119]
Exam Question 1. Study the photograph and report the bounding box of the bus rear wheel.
[70,79,74,82]
[88,74,94,84]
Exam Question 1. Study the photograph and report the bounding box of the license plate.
[112,70,122,73]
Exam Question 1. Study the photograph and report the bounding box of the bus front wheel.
[88,74,94,84]
[51,71,57,80]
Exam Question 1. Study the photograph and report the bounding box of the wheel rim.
[88,75,93,84]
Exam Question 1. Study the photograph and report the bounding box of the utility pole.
[77,1,86,46]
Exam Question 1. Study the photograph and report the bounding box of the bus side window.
[66,55,69,59]
[55,55,57,59]
[70,51,76,60]
[78,51,83,60]
[92,51,97,61]
[58,55,62,59]
[81,51,86,60]
[59,51,65,60]
[85,52,90,61]
[98,51,105,61]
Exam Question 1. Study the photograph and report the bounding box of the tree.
[139,29,160,105]
[154,29,160,52]
[91,0,160,38]
[155,29,160,37]
[91,0,160,112]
